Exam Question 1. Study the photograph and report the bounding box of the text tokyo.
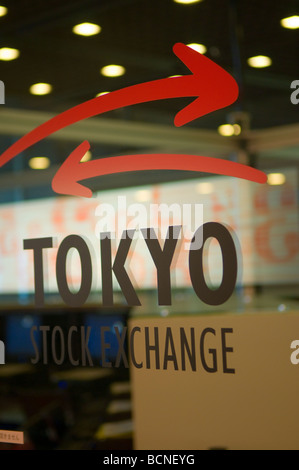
[23,222,238,308]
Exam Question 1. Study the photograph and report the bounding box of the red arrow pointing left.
[52,141,267,198]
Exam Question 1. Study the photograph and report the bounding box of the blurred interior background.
[0,0,298,450]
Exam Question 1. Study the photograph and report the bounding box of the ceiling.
[0,0,298,201]
[0,0,298,131]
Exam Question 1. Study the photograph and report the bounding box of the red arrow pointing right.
[172,42,239,126]
[0,43,239,169]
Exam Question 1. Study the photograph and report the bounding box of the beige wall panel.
[130,312,299,450]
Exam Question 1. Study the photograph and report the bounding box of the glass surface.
[0,0,298,451]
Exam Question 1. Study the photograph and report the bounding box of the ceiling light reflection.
[247,55,272,68]
[29,83,52,95]
[100,65,126,77]
[218,124,241,137]
[196,182,214,194]
[80,150,92,162]
[267,173,286,185]
[72,22,101,36]
[174,0,203,4]
[0,6,8,16]
[187,43,207,54]
[135,189,151,202]
[0,47,19,61]
[280,15,299,29]
[29,157,51,170]
[96,91,110,97]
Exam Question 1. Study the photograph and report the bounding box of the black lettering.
[145,327,160,369]
[221,328,235,374]
[130,327,143,369]
[189,222,238,305]
[81,326,93,366]
[101,326,112,368]
[40,325,50,364]
[200,327,217,373]
[56,235,92,307]
[163,327,178,370]
[115,326,129,368]
[52,326,65,365]
[23,237,53,307]
[100,230,141,306]
[141,226,181,305]
[68,326,79,366]
[180,327,196,372]
[30,326,40,364]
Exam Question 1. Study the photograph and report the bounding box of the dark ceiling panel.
[0,0,298,130]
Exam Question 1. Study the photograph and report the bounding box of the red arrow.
[0,43,239,168]
[0,42,267,197]
[52,141,267,198]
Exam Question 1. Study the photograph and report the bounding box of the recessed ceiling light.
[0,6,8,17]
[174,0,203,4]
[0,47,19,61]
[280,15,299,29]
[247,55,272,68]
[29,83,52,95]
[218,124,234,136]
[232,124,241,135]
[80,150,92,162]
[196,182,214,194]
[72,22,101,36]
[29,157,51,170]
[96,91,110,97]
[187,43,207,54]
[100,64,126,77]
[267,173,286,185]
[218,124,241,137]
[135,189,151,202]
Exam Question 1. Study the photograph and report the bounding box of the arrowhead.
[51,140,93,198]
[173,43,239,127]
[51,44,240,198]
